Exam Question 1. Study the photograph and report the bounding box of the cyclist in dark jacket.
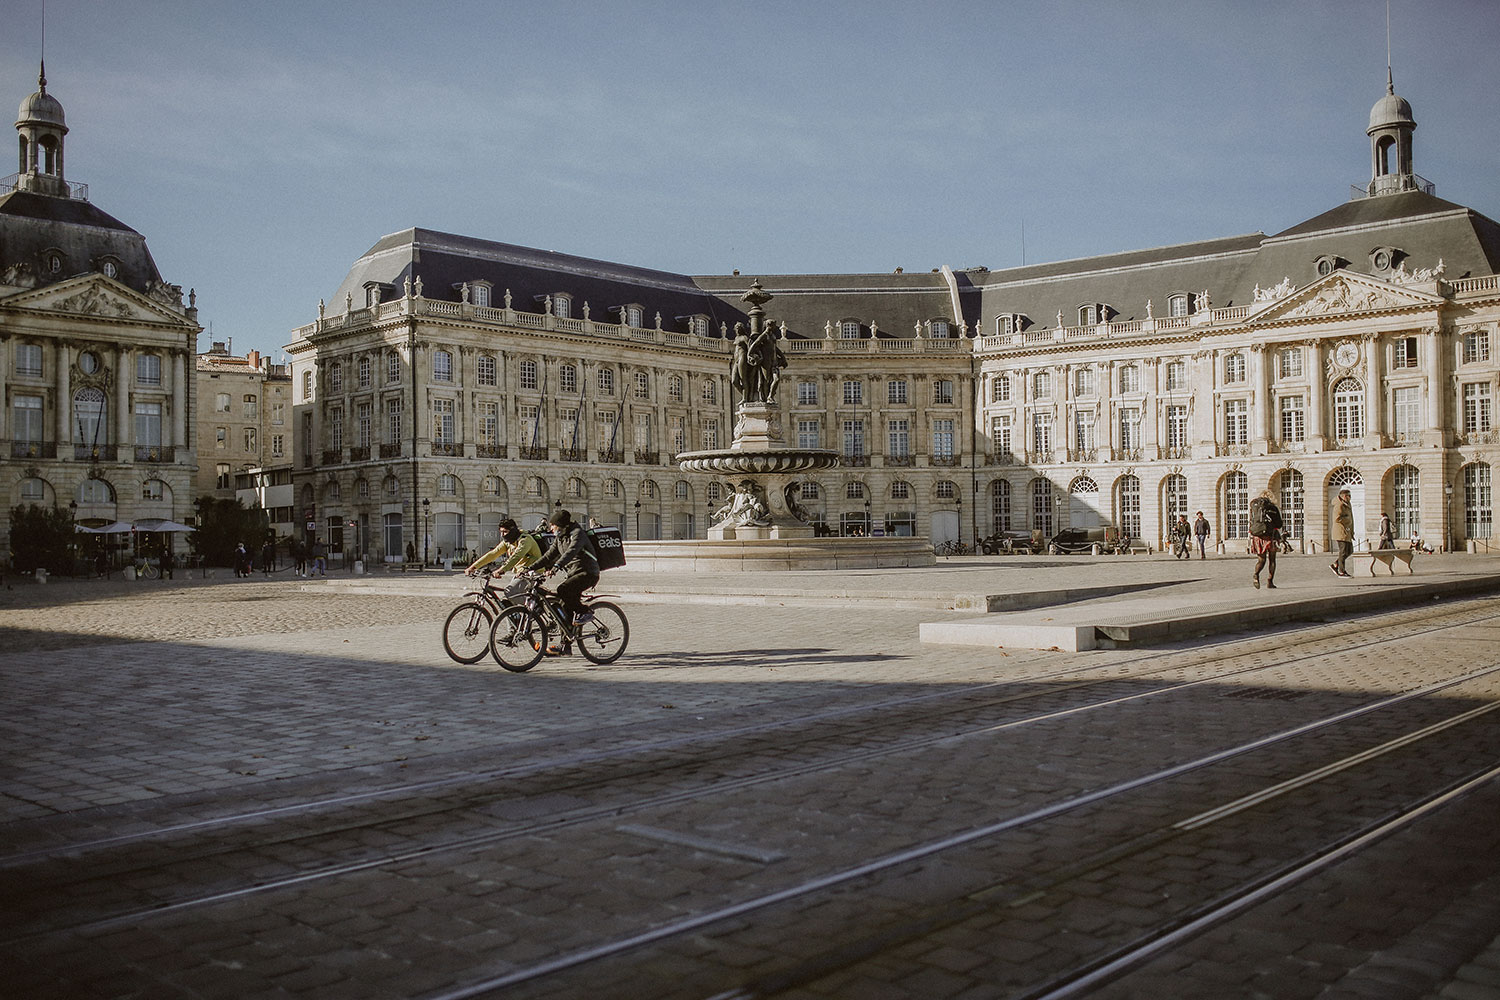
[532,508,600,656]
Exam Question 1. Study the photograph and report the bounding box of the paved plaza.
[4,550,1500,998]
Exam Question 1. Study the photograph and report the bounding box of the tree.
[9,504,75,573]
[190,497,269,567]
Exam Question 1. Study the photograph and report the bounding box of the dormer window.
[553,294,571,319]
[100,258,119,279]
[1167,294,1190,318]
[688,315,710,336]
[1315,255,1346,277]
[470,282,492,308]
[930,319,950,339]
[1079,304,1109,326]
[45,251,62,275]
[839,320,861,339]
[364,283,383,309]
[623,305,644,328]
[1370,246,1403,273]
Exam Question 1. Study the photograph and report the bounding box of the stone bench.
[1349,547,1417,575]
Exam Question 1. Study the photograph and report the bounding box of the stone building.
[285,73,1498,560]
[1,67,200,552]
[194,342,291,500]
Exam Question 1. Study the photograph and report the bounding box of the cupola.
[1366,68,1417,197]
[14,62,70,197]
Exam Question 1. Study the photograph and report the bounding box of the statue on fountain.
[711,480,772,528]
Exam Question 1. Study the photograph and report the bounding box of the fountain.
[627,282,935,571]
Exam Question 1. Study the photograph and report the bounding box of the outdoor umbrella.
[133,519,195,532]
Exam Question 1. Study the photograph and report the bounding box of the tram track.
[5,601,1500,951]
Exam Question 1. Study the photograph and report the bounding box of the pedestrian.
[1248,489,1283,589]
[261,540,275,576]
[1173,514,1192,559]
[293,540,307,577]
[160,547,174,581]
[234,542,249,578]
[1330,488,1354,577]
[1193,511,1211,559]
[530,508,601,657]
[312,541,326,577]
[1378,512,1395,550]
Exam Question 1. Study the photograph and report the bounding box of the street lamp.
[955,496,963,545]
[1445,481,1455,553]
[422,497,430,565]
[68,501,77,577]
[634,500,641,541]
[863,498,871,537]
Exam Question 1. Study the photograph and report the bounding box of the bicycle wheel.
[442,602,493,664]
[140,563,159,580]
[575,601,629,665]
[489,606,546,672]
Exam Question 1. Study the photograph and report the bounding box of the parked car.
[979,529,1044,555]
[1048,526,1131,555]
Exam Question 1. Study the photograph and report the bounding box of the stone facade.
[284,75,1499,560]
[1,68,201,553]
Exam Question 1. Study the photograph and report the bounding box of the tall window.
[1074,411,1095,453]
[1392,465,1420,538]
[632,412,652,450]
[666,374,683,401]
[888,419,910,459]
[1278,348,1303,379]
[930,320,950,338]
[1032,412,1053,456]
[842,380,863,405]
[1463,329,1491,364]
[702,380,717,404]
[1075,368,1094,397]
[1118,474,1141,539]
[134,402,162,447]
[432,351,453,383]
[990,480,1012,533]
[798,381,818,406]
[1165,361,1187,391]
[216,392,231,413]
[520,360,537,390]
[552,294,569,318]
[1463,383,1492,435]
[1117,365,1140,394]
[1224,353,1246,384]
[633,372,650,399]
[15,343,42,377]
[137,354,162,386]
[1464,463,1493,539]
[13,395,43,445]
[562,364,579,394]
[1033,371,1051,399]
[1393,337,1418,369]
[992,375,1011,402]
[1279,470,1305,539]
[359,355,372,388]
[841,419,865,458]
[386,351,401,384]
[357,402,373,449]
[1333,377,1364,443]
[563,407,583,450]
[73,388,106,447]
[991,415,1012,459]
[330,361,344,392]
[477,355,496,386]
[598,367,614,395]
[472,284,490,307]
[272,401,285,425]
[932,419,954,460]
[1280,395,1305,442]
[887,380,908,405]
[324,407,341,450]
[1224,470,1250,538]
[1165,474,1188,528]
[1168,294,1189,317]
[1224,399,1249,445]
[668,414,685,454]
[386,398,403,444]
[1031,479,1054,536]
[1166,405,1189,453]
[244,427,257,451]
[701,417,720,450]
[302,371,313,399]
[1393,386,1421,443]
[438,474,458,497]
[1119,408,1141,452]
[521,404,541,447]
[797,419,820,450]
[272,434,284,457]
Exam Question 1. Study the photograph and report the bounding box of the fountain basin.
[675,447,839,476]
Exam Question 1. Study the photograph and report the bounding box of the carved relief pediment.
[1247,271,1442,326]
[2,275,190,324]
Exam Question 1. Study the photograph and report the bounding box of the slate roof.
[0,188,164,294]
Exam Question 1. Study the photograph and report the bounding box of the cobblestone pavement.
[3,565,1500,998]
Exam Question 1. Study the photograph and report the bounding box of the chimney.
[247,350,261,370]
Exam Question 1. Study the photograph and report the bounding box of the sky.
[2,0,1497,362]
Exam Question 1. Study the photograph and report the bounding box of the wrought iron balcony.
[519,446,549,462]
[379,443,402,459]
[10,440,56,459]
[475,444,507,459]
[349,446,371,462]
[633,450,659,465]
[431,442,458,457]
[131,445,167,462]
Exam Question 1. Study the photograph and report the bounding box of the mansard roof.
[0,188,165,294]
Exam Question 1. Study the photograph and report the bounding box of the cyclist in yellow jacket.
[465,519,542,577]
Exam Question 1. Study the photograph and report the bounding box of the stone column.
[172,351,186,448]
[1192,351,1214,453]
[1363,334,1383,445]
[1251,343,1271,453]
[1143,359,1159,459]
[1424,325,1445,446]
[56,341,70,446]
[1307,341,1326,451]
[116,348,132,451]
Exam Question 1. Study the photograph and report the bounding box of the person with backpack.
[466,518,541,578]
[531,508,600,657]
[1248,489,1284,589]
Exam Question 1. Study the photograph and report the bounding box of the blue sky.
[3,0,1497,361]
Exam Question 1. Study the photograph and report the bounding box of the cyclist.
[465,518,542,578]
[530,508,600,657]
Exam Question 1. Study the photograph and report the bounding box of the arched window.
[707,481,723,504]
[890,481,911,500]
[525,476,545,499]
[1031,478,1054,535]
[990,479,1012,534]
[1118,365,1140,394]
[72,387,107,447]
[1224,471,1250,538]
[845,482,865,500]
[437,474,458,497]
[673,480,690,501]
[78,479,114,504]
[1069,476,1098,495]
[667,375,684,402]
[477,355,496,386]
[1333,377,1364,443]
[481,475,503,498]
[326,480,342,502]
[569,477,588,499]
[1464,463,1493,540]
[383,474,400,495]
[839,320,860,339]
[641,479,658,500]
[1392,466,1419,539]
[1033,371,1051,399]
[603,478,622,499]
[1279,469,1305,539]
[935,480,957,500]
[1164,474,1188,529]
[19,477,47,502]
[1117,474,1141,538]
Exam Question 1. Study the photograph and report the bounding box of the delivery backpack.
[586,526,626,571]
[1248,497,1281,538]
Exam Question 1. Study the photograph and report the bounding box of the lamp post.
[422,497,430,565]
[1445,481,1455,553]
[68,500,77,577]
[956,496,963,546]
[863,498,871,536]
[634,500,641,541]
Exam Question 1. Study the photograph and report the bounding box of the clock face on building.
[1334,342,1358,367]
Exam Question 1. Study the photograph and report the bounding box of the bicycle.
[134,558,159,580]
[442,571,529,664]
[487,571,629,672]
[935,540,971,556]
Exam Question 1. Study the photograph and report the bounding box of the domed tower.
[15,61,69,198]
[1367,68,1416,197]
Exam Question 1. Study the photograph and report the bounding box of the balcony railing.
[1026,450,1055,465]
[10,440,56,459]
[598,450,623,464]
[885,454,914,467]
[349,446,371,462]
[930,455,961,467]
[559,448,584,462]
[519,445,548,461]
[379,443,402,459]
[842,454,870,467]
[475,443,507,459]
[322,449,343,465]
[986,452,1017,466]
[74,445,117,461]
[633,450,659,465]
[131,445,168,463]
[431,442,458,457]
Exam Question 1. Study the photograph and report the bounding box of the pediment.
[1246,271,1443,326]
[0,275,190,324]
